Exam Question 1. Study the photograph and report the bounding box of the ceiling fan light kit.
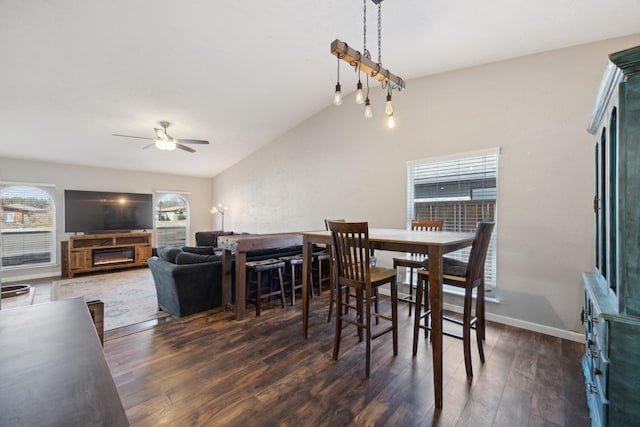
[112,121,209,153]
[331,0,405,128]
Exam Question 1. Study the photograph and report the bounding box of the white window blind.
[0,185,56,268]
[155,193,189,247]
[407,149,499,295]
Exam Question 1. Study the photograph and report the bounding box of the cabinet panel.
[70,250,91,270]
[584,45,640,427]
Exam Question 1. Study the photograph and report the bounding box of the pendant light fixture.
[364,73,372,118]
[330,0,405,126]
[355,54,364,104]
[333,55,342,106]
[385,86,393,116]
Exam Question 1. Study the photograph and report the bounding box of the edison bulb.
[333,83,342,106]
[364,98,373,119]
[355,81,364,104]
[385,93,393,116]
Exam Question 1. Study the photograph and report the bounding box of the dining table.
[299,228,475,410]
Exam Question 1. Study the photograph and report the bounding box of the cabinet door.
[70,250,91,269]
[135,246,151,264]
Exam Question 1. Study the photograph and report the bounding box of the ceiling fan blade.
[112,134,154,141]
[176,143,196,153]
[177,138,209,145]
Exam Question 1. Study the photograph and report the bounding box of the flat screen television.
[64,190,153,233]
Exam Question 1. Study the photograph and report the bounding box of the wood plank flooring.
[103,294,590,427]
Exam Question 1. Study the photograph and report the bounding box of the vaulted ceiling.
[2,1,639,177]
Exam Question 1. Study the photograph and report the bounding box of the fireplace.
[92,246,135,267]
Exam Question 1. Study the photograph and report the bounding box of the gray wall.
[0,158,213,281]
[211,34,640,339]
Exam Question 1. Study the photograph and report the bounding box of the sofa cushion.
[421,256,468,277]
[182,245,216,255]
[157,247,182,264]
[175,252,222,265]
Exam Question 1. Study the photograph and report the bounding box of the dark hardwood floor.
[101,294,589,427]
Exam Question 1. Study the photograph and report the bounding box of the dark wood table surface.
[300,228,475,410]
[0,298,129,426]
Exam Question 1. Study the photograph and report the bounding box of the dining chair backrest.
[324,218,345,230]
[411,219,443,232]
[465,222,495,286]
[326,221,371,288]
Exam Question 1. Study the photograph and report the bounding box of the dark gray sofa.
[148,243,315,318]
[148,247,223,317]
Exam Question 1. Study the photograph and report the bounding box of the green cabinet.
[584,45,640,426]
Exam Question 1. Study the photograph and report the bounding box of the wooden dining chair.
[325,219,379,323]
[327,221,398,378]
[392,219,443,316]
[413,221,494,379]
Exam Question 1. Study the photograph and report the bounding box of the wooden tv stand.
[63,232,152,278]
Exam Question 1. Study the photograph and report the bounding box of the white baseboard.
[441,302,585,343]
[383,287,584,344]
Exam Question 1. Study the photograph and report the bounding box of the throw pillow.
[157,247,182,264]
[175,252,222,265]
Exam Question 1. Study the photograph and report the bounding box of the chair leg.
[255,271,262,317]
[391,277,398,356]
[408,266,414,316]
[476,282,485,364]
[423,278,430,340]
[412,273,424,356]
[277,267,285,309]
[365,285,372,378]
[290,264,296,306]
[462,287,474,378]
[333,283,342,360]
[373,288,380,325]
[356,288,364,342]
[327,269,336,322]
[478,278,486,341]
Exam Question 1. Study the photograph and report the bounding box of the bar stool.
[326,220,398,378]
[413,222,494,378]
[279,255,306,305]
[246,258,286,316]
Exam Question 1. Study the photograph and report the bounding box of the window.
[0,185,56,268]
[155,193,189,247]
[406,148,499,297]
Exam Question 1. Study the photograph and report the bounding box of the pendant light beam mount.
[330,39,405,91]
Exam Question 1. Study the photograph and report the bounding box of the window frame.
[154,191,190,247]
[0,183,57,270]
[406,148,499,298]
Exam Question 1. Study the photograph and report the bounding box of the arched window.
[155,193,189,247]
[0,185,56,268]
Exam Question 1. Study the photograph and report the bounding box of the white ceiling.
[1,1,639,178]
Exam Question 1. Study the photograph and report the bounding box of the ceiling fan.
[112,121,209,153]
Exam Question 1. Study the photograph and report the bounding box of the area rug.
[52,268,169,331]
